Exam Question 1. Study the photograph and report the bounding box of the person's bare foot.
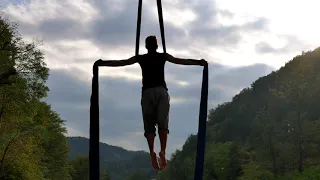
[151,152,160,170]
[159,151,167,170]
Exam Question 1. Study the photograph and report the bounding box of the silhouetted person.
[97,35,207,170]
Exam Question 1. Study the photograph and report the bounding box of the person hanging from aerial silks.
[97,35,207,170]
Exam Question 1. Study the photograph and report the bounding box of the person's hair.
[145,36,158,50]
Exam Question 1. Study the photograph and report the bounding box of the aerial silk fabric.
[89,0,208,179]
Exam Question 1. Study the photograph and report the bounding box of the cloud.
[255,35,313,54]
[255,42,278,54]
[45,62,274,157]
[6,0,316,159]
[3,0,269,59]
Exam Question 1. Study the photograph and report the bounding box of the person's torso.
[137,52,167,91]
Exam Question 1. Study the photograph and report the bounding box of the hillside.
[68,137,157,180]
[2,10,320,179]
[158,48,320,180]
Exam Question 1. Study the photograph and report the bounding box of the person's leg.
[145,133,156,154]
[158,130,168,170]
[159,130,168,154]
[156,87,170,170]
[145,133,159,170]
[141,88,160,170]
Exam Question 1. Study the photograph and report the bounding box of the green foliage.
[69,155,89,179]
[204,142,231,179]
[160,48,320,179]
[283,166,320,180]
[69,155,112,180]
[68,137,157,180]
[2,7,320,180]
[239,161,273,180]
[0,13,70,180]
[0,13,164,180]
[126,171,148,180]
[225,142,243,179]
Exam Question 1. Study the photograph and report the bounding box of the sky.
[1,0,319,158]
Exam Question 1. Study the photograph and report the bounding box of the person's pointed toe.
[159,151,167,170]
[151,152,160,170]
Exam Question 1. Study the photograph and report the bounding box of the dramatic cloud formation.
[45,63,273,156]
[2,0,319,157]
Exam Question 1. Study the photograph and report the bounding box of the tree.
[159,47,320,180]
[126,171,148,180]
[272,70,314,172]
[69,155,112,180]
[100,170,112,180]
[225,142,243,180]
[0,14,48,179]
[69,155,90,180]
[0,67,17,85]
[0,12,70,179]
[203,142,232,180]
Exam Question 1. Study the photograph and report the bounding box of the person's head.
[145,36,158,52]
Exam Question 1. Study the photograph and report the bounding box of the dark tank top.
[137,52,168,91]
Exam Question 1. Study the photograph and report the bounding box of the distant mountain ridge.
[67,136,157,180]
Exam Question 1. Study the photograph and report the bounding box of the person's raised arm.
[166,53,207,66]
[95,56,137,67]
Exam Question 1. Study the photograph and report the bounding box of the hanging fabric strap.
[156,0,166,54]
[194,65,208,180]
[89,0,209,180]
[135,0,166,55]
[89,65,99,180]
[134,0,208,179]
[135,0,143,56]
